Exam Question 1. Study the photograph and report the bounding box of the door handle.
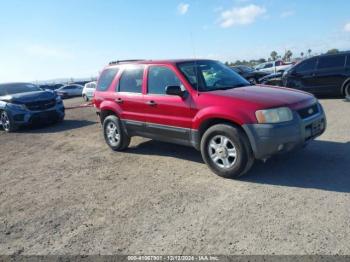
[115,98,123,104]
[146,100,156,106]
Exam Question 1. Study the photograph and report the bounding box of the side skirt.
[121,120,200,150]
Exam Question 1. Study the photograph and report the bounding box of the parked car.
[259,72,283,86]
[282,52,350,98]
[0,83,65,132]
[94,59,326,178]
[82,81,96,101]
[255,60,292,74]
[39,83,64,91]
[231,65,269,84]
[55,84,83,98]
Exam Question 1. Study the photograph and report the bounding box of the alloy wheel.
[106,122,120,146]
[0,112,11,132]
[208,135,237,169]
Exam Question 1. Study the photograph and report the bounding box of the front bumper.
[8,102,65,126]
[242,103,326,160]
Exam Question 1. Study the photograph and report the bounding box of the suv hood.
[0,91,56,104]
[207,85,315,109]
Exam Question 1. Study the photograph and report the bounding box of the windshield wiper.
[210,84,250,91]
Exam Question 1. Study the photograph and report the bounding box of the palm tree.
[270,51,278,61]
[300,52,304,58]
[308,49,312,57]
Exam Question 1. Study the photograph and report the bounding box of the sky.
[1,0,350,82]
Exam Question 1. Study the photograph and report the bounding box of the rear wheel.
[200,124,254,179]
[0,111,17,132]
[103,115,130,151]
[344,82,350,100]
[83,94,89,102]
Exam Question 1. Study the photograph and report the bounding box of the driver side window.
[147,66,183,95]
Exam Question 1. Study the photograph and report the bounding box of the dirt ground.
[0,97,349,255]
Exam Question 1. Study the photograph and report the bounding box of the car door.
[288,58,318,93]
[313,54,346,95]
[87,83,96,97]
[113,65,148,134]
[143,65,195,144]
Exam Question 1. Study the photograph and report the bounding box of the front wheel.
[0,111,17,132]
[200,124,254,179]
[248,77,257,85]
[103,115,130,151]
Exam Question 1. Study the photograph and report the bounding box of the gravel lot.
[0,97,349,255]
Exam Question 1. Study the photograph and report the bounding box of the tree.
[258,58,266,63]
[308,49,312,56]
[270,51,278,61]
[326,48,340,54]
[300,52,304,58]
[283,50,293,62]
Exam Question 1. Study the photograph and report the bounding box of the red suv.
[94,59,326,178]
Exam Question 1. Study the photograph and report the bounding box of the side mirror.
[165,85,184,97]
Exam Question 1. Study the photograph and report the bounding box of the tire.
[83,94,89,102]
[344,82,350,100]
[248,78,257,85]
[0,110,18,132]
[103,115,130,151]
[200,124,254,179]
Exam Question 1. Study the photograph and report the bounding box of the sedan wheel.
[0,111,16,132]
[248,78,257,85]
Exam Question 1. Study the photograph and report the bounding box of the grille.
[25,99,56,111]
[297,104,319,119]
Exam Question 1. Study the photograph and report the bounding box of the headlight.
[256,107,293,124]
[7,103,26,110]
[56,96,62,102]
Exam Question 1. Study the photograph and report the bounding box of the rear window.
[97,68,119,91]
[318,55,345,69]
[118,66,144,93]
[295,58,317,73]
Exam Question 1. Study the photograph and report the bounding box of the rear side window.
[295,58,317,73]
[118,66,144,93]
[148,66,182,95]
[97,68,119,91]
[318,55,345,69]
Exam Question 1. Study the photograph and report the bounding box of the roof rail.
[109,59,146,65]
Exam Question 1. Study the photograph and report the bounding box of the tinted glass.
[318,55,345,69]
[238,66,254,73]
[231,67,241,73]
[0,83,41,96]
[264,63,273,68]
[118,66,144,93]
[97,68,119,91]
[178,60,250,92]
[275,61,283,66]
[148,66,182,95]
[347,56,350,67]
[295,58,317,73]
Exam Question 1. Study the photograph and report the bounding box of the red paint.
[94,60,315,129]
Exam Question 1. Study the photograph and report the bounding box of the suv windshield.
[0,83,42,96]
[177,60,250,92]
